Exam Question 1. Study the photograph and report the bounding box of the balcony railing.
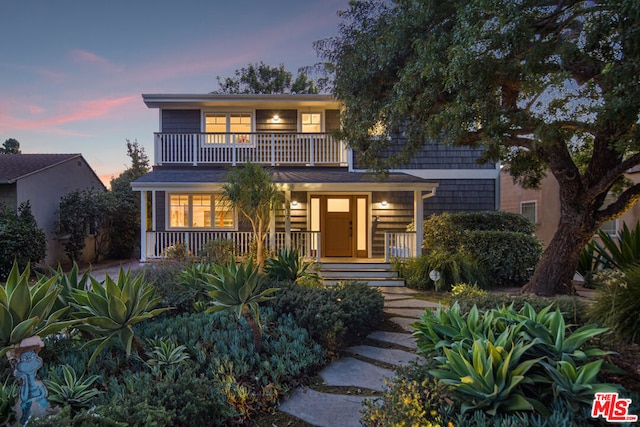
[144,231,321,261]
[154,132,349,166]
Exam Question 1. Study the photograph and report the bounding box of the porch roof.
[131,167,439,192]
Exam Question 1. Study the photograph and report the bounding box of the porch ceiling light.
[272,114,280,122]
[291,200,298,207]
[380,201,388,207]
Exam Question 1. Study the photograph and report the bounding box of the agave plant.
[43,365,102,415]
[70,269,173,365]
[145,338,191,376]
[264,248,320,283]
[37,262,91,313]
[584,221,640,271]
[0,262,78,358]
[203,259,279,352]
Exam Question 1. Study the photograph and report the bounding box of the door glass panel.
[327,198,350,212]
[357,197,367,251]
[311,197,320,232]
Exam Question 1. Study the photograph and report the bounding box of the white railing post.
[271,134,275,166]
[192,134,198,166]
[232,134,237,166]
[384,232,390,262]
[154,134,160,166]
[139,191,147,262]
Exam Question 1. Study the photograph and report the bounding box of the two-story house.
[131,94,499,263]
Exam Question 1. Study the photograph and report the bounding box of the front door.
[316,195,369,258]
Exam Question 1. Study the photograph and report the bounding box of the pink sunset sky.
[0,0,349,185]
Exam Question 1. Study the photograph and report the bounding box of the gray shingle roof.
[0,154,81,184]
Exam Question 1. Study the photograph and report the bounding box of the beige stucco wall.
[501,169,640,248]
[16,157,105,266]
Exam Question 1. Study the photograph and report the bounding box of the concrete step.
[323,277,405,287]
[320,269,398,279]
[320,262,394,271]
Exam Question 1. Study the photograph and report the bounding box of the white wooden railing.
[384,231,416,261]
[154,132,349,166]
[144,231,321,261]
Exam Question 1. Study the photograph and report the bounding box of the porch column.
[140,190,147,262]
[414,190,423,257]
[284,191,292,249]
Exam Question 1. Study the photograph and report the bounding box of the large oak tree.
[316,0,640,295]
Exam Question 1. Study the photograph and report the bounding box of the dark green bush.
[198,238,235,265]
[132,261,200,313]
[463,230,542,287]
[0,202,46,280]
[268,281,384,352]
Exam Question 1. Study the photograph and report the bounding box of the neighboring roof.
[0,154,82,184]
[131,167,438,192]
[142,93,340,110]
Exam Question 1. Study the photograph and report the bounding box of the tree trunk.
[522,210,596,296]
[243,307,262,353]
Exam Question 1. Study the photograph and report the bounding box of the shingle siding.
[256,109,297,132]
[161,110,201,133]
[425,179,496,214]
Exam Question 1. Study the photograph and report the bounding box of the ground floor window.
[169,193,234,229]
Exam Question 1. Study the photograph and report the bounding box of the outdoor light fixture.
[291,200,298,207]
[380,201,388,207]
[272,114,280,122]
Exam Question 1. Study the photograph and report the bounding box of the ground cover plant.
[0,254,384,425]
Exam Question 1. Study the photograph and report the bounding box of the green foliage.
[56,188,105,262]
[135,261,199,313]
[39,262,91,314]
[413,302,619,417]
[43,365,103,413]
[268,280,384,352]
[222,163,283,267]
[0,138,20,154]
[144,338,190,375]
[0,377,17,426]
[589,221,640,270]
[588,266,640,344]
[397,249,487,291]
[214,62,320,94]
[102,140,150,259]
[264,248,321,284]
[464,230,542,287]
[0,202,46,280]
[0,262,77,357]
[198,238,235,265]
[70,269,172,364]
[451,283,488,300]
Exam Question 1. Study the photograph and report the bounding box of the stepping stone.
[389,316,417,332]
[367,331,417,350]
[279,387,374,427]
[385,308,427,318]
[383,294,414,301]
[319,357,395,392]
[385,299,442,309]
[347,345,424,366]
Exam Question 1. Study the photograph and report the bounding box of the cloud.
[69,49,125,73]
[0,95,139,133]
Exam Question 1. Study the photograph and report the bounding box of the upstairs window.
[169,193,235,229]
[204,113,252,144]
[301,113,321,133]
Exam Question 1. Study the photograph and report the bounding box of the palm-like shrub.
[0,262,77,358]
[202,259,279,352]
[70,269,173,364]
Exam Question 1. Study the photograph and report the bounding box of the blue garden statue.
[9,337,51,426]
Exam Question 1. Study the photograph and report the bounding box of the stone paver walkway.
[278,286,432,427]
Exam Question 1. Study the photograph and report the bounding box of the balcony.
[154,132,349,167]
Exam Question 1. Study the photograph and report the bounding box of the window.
[204,113,252,144]
[169,193,235,229]
[301,113,321,133]
[520,201,537,224]
[598,194,618,236]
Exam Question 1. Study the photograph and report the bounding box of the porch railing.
[154,132,349,166]
[144,231,321,261]
[384,231,416,261]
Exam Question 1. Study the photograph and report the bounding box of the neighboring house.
[0,154,106,266]
[500,167,640,247]
[131,94,500,262]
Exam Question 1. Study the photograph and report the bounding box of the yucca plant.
[0,262,78,359]
[588,221,640,270]
[70,269,173,365]
[203,259,279,352]
[43,365,102,415]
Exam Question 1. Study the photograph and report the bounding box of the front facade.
[0,154,106,265]
[132,94,499,261]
